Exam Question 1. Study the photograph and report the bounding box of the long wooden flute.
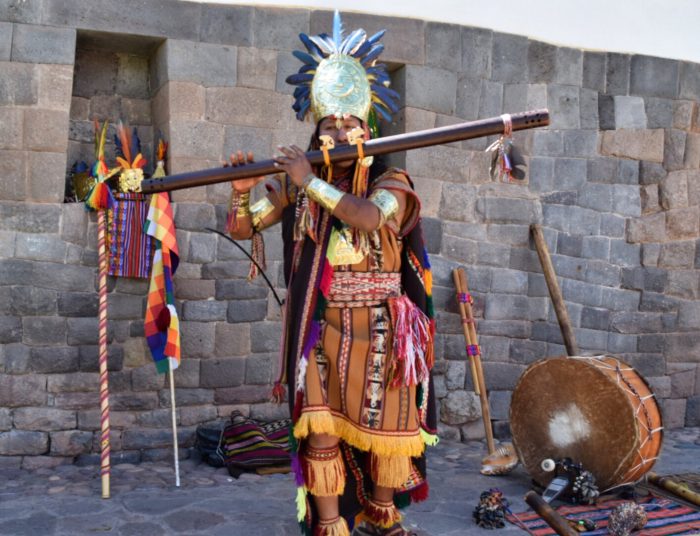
[141,109,549,194]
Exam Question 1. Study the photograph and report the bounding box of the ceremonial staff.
[141,109,549,194]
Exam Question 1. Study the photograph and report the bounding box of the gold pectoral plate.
[327,225,367,266]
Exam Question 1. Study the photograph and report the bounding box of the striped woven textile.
[222,411,291,477]
[144,192,180,374]
[106,192,155,278]
[508,495,700,535]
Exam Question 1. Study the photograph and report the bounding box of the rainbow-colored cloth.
[143,192,180,374]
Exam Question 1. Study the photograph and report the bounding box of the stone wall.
[0,0,698,467]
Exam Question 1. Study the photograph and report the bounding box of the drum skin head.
[510,356,641,490]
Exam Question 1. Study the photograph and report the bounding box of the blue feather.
[309,34,334,55]
[293,50,319,67]
[297,99,311,120]
[286,72,314,85]
[293,86,310,99]
[332,10,344,50]
[372,102,392,122]
[367,30,386,45]
[341,28,365,55]
[300,33,324,57]
[361,44,384,66]
[353,40,372,59]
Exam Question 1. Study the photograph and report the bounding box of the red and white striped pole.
[96,209,111,499]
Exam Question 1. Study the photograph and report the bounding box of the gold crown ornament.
[286,11,400,125]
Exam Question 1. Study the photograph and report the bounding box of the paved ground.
[1,428,698,535]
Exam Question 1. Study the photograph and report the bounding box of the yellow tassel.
[296,486,307,522]
[294,411,425,458]
[420,428,440,447]
[304,445,345,497]
[371,454,411,488]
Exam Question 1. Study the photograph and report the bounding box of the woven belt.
[327,272,401,308]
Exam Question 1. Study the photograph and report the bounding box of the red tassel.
[319,259,333,297]
[271,381,286,403]
[292,389,304,421]
[410,481,429,503]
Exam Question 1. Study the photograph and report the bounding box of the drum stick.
[647,472,700,506]
[453,268,496,455]
[524,491,578,536]
[530,224,579,356]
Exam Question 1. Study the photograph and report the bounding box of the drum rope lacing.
[576,356,663,482]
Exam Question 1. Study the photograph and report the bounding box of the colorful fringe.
[84,181,115,211]
[386,294,432,389]
[315,516,350,536]
[371,453,412,489]
[303,444,346,497]
[361,498,403,529]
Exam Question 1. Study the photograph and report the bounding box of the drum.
[510,356,663,491]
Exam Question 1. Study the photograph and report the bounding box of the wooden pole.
[168,362,181,487]
[648,472,700,506]
[141,109,549,194]
[530,224,579,356]
[96,210,111,499]
[524,491,578,536]
[453,268,496,454]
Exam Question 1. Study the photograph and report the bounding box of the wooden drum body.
[510,356,663,491]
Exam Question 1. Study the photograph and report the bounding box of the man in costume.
[227,12,437,536]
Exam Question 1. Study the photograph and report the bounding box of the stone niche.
[65,31,164,201]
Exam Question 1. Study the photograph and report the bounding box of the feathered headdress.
[114,121,147,193]
[286,10,400,124]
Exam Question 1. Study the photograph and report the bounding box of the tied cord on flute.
[486,114,526,182]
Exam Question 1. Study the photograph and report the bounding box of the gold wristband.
[305,177,344,213]
[250,197,275,231]
[368,189,399,228]
[232,191,251,217]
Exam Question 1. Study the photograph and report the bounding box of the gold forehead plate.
[311,54,371,123]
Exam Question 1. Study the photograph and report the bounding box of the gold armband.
[250,197,275,231]
[305,177,345,213]
[368,189,399,228]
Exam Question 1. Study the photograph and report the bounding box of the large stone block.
[582,51,606,92]
[14,407,76,431]
[580,88,599,129]
[27,151,66,202]
[215,384,270,405]
[11,23,75,64]
[660,170,688,210]
[236,47,277,91]
[667,207,699,239]
[439,183,476,222]
[154,39,236,92]
[44,0,201,40]
[245,353,274,385]
[664,129,687,171]
[599,129,664,162]
[461,26,492,78]
[562,130,598,158]
[659,241,695,268]
[0,107,22,150]
[0,21,9,60]
[167,119,223,161]
[206,86,294,130]
[644,97,674,129]
[686,396,700,426]
[476,196,541,225]
[0,430,48,455]
[182,300,227,322]
[214,322,250,357]
[440,390,480,425]
[0,315,21,343]
[23,109,69,152]
[0,374,46,406]
[478,79,503,119]
[426,22,461,71]
[394,64,457,115]
[0,149,25,200]
[679,61,700,101]
[0,61,37,106]
[614,96,647,128]
[250,322,282,353]
[22,316,66,345]
[490,32,528,83]
[527,41,556,83]
[555,47,583,86]
[180,321,216,358]
[629,55,679,98]
[30,346,80,374]
[546,85,580,129]
[10,286,57,315]
[606,53,630,95]
[200,4,253,46]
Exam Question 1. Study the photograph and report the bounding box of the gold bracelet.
[232,191,251,217]
[305,177,345,213]
[250,197,275,231]
[368,189,399,228]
